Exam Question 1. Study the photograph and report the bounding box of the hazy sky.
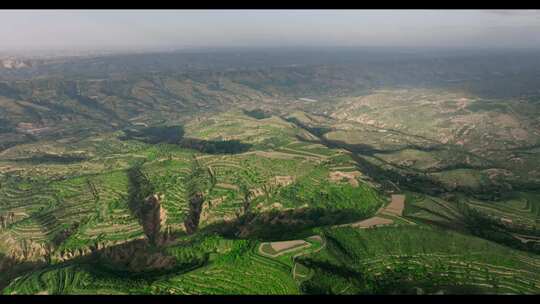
[1,10,540,53]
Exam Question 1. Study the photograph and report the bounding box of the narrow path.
[291,236,327,280]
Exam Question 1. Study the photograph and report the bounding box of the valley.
[0,49,539,294]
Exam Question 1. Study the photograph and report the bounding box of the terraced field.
[404,192,466,228]
[1,66,540,295]
[404,191,540,249]
[151,243,298,295]
[3,264,148,295]
[463,192,540,228]
[298,226,540,294]
[1,108,390,293]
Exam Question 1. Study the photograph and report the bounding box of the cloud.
[484,10,540,17]
[3,10,540,52]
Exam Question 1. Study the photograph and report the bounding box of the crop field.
[404,191,540,240]
[259,240,311,257]
[1,231,329,295]
[2,105,538,293]
[183,111,299,150]
[384,195,405,216]
[403,192,466,227]
[151,242,299,295]
[0,138,200,260]
[2,236,288,295]
[0,109,383,286]
[462,192,540,229]
[298,226,540,294]
[2,264,149,295]
[350,217,394,228]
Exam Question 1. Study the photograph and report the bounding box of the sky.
[1,10,540,54]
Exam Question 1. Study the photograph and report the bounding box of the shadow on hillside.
[126,165,153,220]
[0,236,208,293]
[242,108,272,120]
[81,239,205,281]
[126,164,172,247]
[3,153,88,165]
[126,164,186,246]
[0,253,47,292]
[297,255,491,295]
[3,176,224,289]
[121,125,185,145]
[312,135,444,156]
[1,201,379,292]
[120,125,252,154]
[199,207,375,242]
[180,137,252,154]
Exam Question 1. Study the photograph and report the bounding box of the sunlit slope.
[1,110,385,293]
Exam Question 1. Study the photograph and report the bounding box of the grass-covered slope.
[298,226,540,294]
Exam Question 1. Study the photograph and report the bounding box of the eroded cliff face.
[0,232,112,265]
[141,193,168,245]
[0,212,16,229]
[0,192,173,269]
[97,239,177,272]
[0,234,51,264]
[0,234,50,288]
[181,157,212,236]
[184,192,204,235]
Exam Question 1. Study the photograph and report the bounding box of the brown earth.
[385,195,406,216]
[271,175,295,187]
[270,240,309,252]
[350,217,394,228]
[141,193,168,245]
[329,171,361,187]
[215,183,239,190]
[511,128,529,141]
[307,235,323,243]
